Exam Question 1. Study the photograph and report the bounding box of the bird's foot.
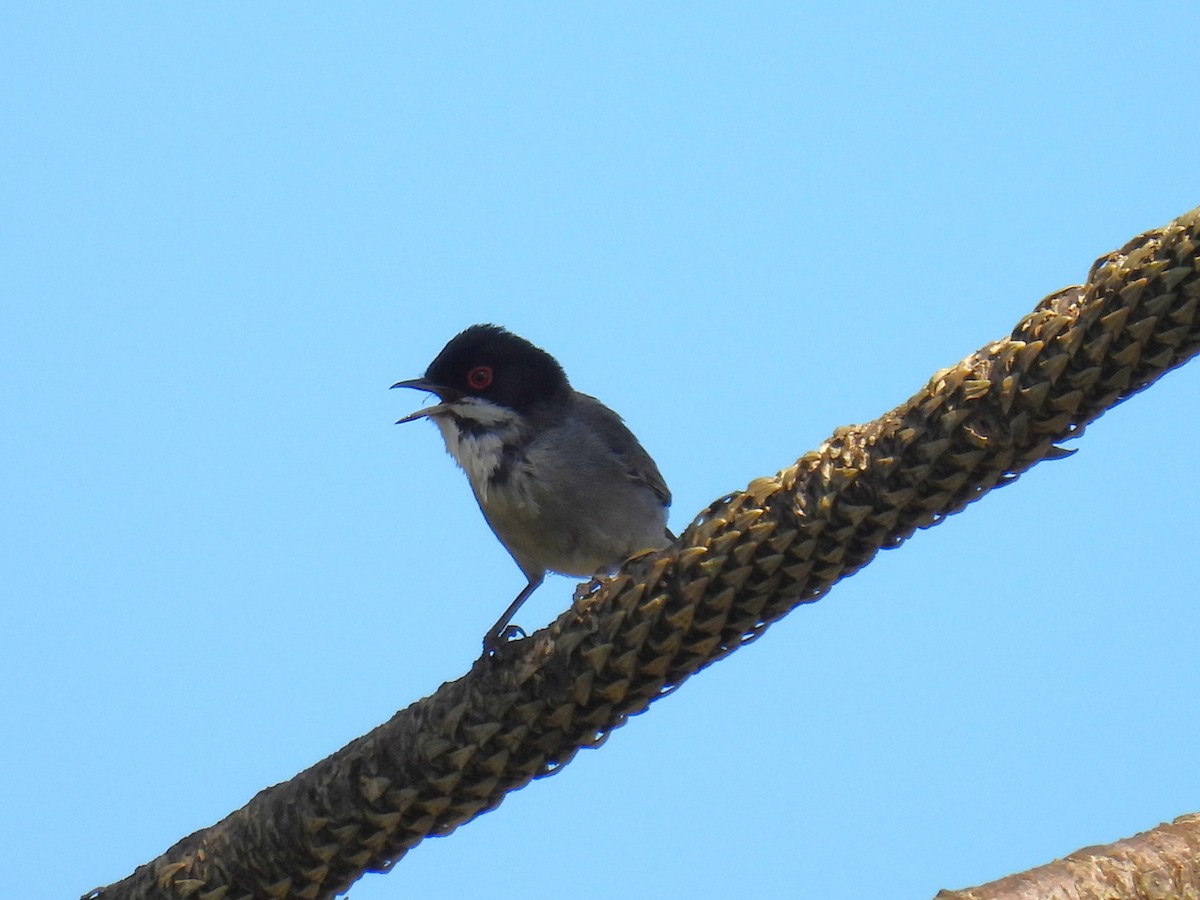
[482,624,527,655]
[572,576,607,603]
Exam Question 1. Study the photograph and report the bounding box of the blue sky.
[3,4,1199,898]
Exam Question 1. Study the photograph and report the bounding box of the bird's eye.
[467,365,493,390]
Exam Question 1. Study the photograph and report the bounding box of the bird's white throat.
[431,399,521,501]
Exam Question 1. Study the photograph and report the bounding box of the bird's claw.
[572,576,607,603]
[482,624,527,654]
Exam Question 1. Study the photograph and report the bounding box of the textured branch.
[937,813,1200,899]
[86,206,1200,900]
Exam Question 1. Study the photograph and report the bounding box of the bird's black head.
[422,324,570,414]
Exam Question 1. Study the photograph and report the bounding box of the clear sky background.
[3,5,1199,899]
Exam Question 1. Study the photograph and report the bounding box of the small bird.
[393,324,672,651]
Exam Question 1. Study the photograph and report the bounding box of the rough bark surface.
[937,813,1200,900]
[86,206,1200,900]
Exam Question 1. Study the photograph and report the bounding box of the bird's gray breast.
[475,395,670,578]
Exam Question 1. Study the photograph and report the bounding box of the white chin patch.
[430,399,520,501]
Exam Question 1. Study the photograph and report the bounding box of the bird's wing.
[575,393,672,508]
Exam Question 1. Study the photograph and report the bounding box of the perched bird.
[393,324,672,650]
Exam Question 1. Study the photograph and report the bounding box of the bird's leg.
[483,576,543,651]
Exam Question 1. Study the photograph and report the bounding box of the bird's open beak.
[390,378,459,424]
[395,403,454,424]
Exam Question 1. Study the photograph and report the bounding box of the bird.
[392,324,672,651]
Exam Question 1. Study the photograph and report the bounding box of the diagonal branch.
[86,206,1200,900]
[936,813,1200,899]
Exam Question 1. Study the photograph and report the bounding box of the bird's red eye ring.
[467,365,493,390]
